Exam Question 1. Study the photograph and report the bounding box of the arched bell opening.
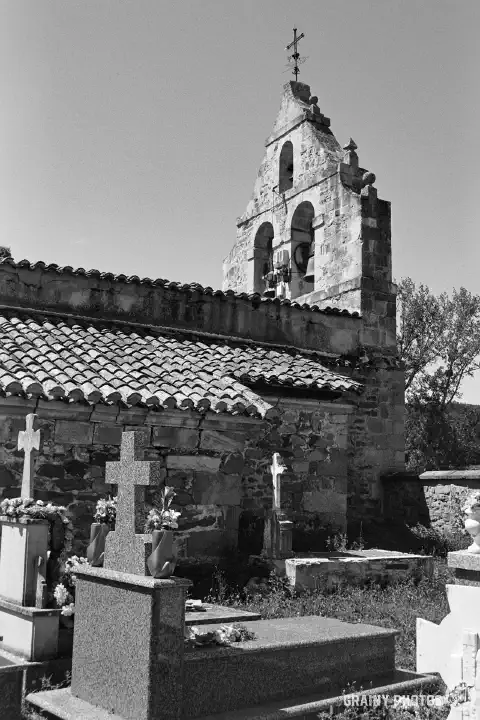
[279,141,294,194]
[253,222,275,296]
[290,201,315,299]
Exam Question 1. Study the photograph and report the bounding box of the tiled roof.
[0,313,361,416]
[0,258,359,317]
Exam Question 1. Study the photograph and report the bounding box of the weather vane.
[285,28,306,81]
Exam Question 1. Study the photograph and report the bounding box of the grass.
[207,558,452,673]
[205,559,454,718]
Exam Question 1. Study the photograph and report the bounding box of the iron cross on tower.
[285,27,305,82]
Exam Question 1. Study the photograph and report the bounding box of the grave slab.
[185,603,260,626]
[285,549,433,590]
[448,550,480,586]
[182,616,398,718]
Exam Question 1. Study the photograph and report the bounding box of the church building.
[0,78,404,561]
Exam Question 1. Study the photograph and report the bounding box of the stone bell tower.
[222,80,396,351]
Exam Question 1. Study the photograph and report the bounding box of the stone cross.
[271,453,286,513]
[263,453,293,560]
[18,414,40,499]
[103,431,163,575]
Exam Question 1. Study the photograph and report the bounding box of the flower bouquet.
[53,555,90,622]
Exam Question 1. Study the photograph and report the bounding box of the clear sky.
[2,1,480,397]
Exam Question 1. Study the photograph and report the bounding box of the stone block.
[221,452,245,474]
[166,455,221,472]
[0,597,60,661]
[193,473,241,506]
[153,427,199,450]
[199,430,244,453]
[0,468,15,487]
[55,421,93,446]
[93,424,122,446]
[71,567,191,720]
[302,489,347,517]
[0,652,24,720]
[0,519,49,606]
[186,528,227,557]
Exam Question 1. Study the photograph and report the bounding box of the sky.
[1,0,480,397]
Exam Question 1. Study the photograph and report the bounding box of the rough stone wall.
[340,362,405,523]
[0,396,353,560]
[383,476,474,534]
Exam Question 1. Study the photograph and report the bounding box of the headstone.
[0,417,60,661]
[263,453,293,560]
[18,413,40,499]
[103,431,164,575]
[417,551,480,719]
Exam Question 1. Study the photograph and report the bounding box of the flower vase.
[146,529,177,579]
[86,522,110,567]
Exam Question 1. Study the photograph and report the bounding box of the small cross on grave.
[263,453,293,560]
[18,413,40,499]
[103,431,164,575]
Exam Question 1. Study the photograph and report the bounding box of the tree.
[0,246,11,260]
[397,278,480,470]
[397,278,480,409]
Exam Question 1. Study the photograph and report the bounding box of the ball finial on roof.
[362,171,376,186]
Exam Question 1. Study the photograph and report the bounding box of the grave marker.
[103,431,164,575]
[263,452,293,559]
[18,413,40,499]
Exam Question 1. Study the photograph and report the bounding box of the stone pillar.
[71,566,192,720]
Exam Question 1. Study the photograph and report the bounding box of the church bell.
[303,245,315,283]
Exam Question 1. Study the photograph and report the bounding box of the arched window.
[290,201,315,298]
[279,141,294,193]
[253,222,274,295]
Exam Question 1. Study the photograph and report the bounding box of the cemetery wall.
[383,474,474,535]
[0,397,355,560]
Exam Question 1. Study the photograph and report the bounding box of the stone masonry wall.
[0,395,354,561]
[383,476,476,535]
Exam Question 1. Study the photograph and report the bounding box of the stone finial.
[18,413,40,499]
[343,138,359,169]
[362,171,376,187]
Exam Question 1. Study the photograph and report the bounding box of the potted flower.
[86,496,117,567]
[145,486,181,579]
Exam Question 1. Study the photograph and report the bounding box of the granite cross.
[103,431,164,575]
[18,413,41,499]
